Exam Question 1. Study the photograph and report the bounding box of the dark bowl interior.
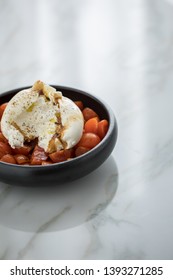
[0,85,118,187]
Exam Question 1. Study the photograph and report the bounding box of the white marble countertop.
[0,0,173,260]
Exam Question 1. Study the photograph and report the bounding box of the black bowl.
[0,85,118,187]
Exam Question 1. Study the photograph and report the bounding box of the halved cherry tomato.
[82,107,98,121]
[98,120,109,139]
[74,101,84,111]
[0,154,16,164]
[0,132,8,143]
[42,161,53,165]
[12,145,33,156]
[75,146,90,157]
[49,149,72,163]
[0,103,8,120]
[30,145,48,165]
[14,154,30,164]
[77,133,101,149]
[84,117,99,134]
[0,142,12,158]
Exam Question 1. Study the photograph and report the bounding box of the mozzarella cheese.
[1,81,84,152]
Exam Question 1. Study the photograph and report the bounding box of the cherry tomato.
[0,142,12,158]
[0,132,8,143]
[82,107,98,121]
[74,101,84,111]
[49,149,72,163]
[75,146,90,157]
[98,120,109,139]
[0,154,16,164]
[77,133,101,149]
[0,103,8,120]
[12,145,33,156]
[41,161,53,165]
[84,117,99,134]
[30,145,48,165]
[14,154,30,164]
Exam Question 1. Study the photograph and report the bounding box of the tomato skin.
[14,154,30,164]
[0,154,16,164]
[75,146,90,157]
[0,132,8,143]
[98,120,109,139]
[74,101,84,111]
[0,103,8,120]
[49,149,72,163]
[82,107,98,121]
[77,133,101,149]
[41,161,53,165]
[0,142,12,158]
[30,145,48,165]
[12,145,33,156]
[84,117,99,134]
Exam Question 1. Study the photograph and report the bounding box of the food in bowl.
[0,81,109,165]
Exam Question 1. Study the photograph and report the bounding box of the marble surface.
[0,0,173,259]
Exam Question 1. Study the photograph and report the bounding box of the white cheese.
[59,97,84,149]
[1,81,84,152]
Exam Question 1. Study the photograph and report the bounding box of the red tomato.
[74,101,84,111]
[0,154,16,164]
[77,133,101,149]
[75,146,90,157]
[84,117,99,134]
[12,145,33,156]
[0,142,12,158]
[0,132,8,143]
[98,120,109,139]
[82,107,98,121]
[41,161,53,166]
[30,145,48,165]
[49,149,72,163]
[0,103,8,120]
[14,154,30,164]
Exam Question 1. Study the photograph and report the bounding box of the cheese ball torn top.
[1,81,84,153]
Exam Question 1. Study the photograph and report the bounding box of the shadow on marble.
[0,156,118,232]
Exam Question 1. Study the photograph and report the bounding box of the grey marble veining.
[0,0,173,259]
[0,157,118,233]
